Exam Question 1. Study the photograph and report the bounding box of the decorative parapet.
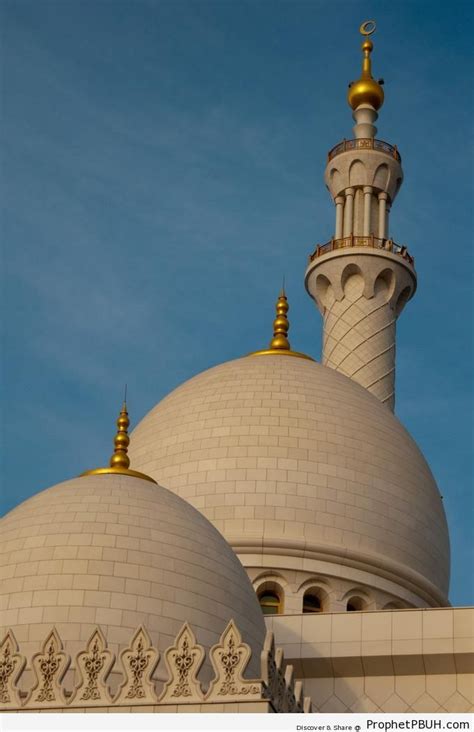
[69,627,114,706]
[328,138,401,163]
[0,621,311,713]
[0,631,26,710]
[308,235,414,267]
[23,628,70,709]
[114,626,160,705]
[206,620,264,702]
[160,622,205,703]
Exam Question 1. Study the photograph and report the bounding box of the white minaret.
[305,21,416,411]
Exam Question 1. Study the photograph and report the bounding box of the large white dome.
[129,354,450,608]
[0,473,266,675]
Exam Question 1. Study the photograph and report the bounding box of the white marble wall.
[266,607,474,712]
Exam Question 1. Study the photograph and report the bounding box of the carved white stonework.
[114,626,159,705]
[0,630,26,709]
[260,630,277,702]
[206,620,263,702]
[69,627,114,707]
[0,622,314,713]
[159,622,205,703]
[294,679,303,709]
[24,628,70,708]
[273,647,287,711]
[283,664,296,712]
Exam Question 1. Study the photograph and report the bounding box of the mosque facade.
[1,23,473,714]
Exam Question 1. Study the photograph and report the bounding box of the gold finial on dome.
[248,288,314,361]
[81,399,157,483]
[109,401,131,470]
[347,20,384,111]
[269,287,290,350]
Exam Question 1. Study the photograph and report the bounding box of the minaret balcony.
[327,138,401,163]
[309,235,414,267]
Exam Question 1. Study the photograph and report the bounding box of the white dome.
[129,355,450,607]
[0,474,266,674]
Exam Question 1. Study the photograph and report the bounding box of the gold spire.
[347,20,384,111]
[269,287,290,350]
[248,288,314,361]
[81,401,157,483]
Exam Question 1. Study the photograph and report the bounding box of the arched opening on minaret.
[314,273,333,312]
[374,268,396,301]
[395,285,412,316]
[341,263,364,301]
[373,162,389,190]
[349,159,365,187]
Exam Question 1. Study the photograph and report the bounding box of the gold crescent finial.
[347,20,384,111]
[359,20,376,36]
[247,289,314,361]
[81,401,157,483]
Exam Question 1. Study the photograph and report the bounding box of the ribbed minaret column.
[343,188,355,236]
[386,200,391,237]
[306,23,417,412]
[378,192,388,238]
[363,186,372,235]
[335,196,344,238]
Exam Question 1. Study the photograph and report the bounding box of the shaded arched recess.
[394,176,403,198]
[341,262,364,298]
[373,162,389,191]
[314,273,333,312]
[342,587,372,612]
[329,167,343,195]
[349,159,365,187]
[301,586,330,613]
[254,577,285,615]
[297,577,331,612]
[395,285,412,316]
[374,268,396,302]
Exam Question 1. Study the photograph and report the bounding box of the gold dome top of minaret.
[248,288,314,361]
[81,399,157,483]
[347,20,385,111]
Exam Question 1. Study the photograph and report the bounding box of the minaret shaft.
[306,250,415,410]
[305,24,416,411]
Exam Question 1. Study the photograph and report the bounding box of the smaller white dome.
[0,474,266,676]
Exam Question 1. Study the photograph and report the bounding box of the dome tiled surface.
[0,474,266,671]
[129,355,449,605]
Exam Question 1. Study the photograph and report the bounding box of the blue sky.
[1,0,473,605]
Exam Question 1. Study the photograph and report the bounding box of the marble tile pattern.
[0,474,266,677]
[266,607,474,712]
[129,355,449,604]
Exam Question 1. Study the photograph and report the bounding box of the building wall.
[248,566,412,614]
[266,607,474,712]
[9,701,273,714]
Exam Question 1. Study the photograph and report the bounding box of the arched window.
[258,591,281,615]
[303,592,322,613]
[346,596,365,612]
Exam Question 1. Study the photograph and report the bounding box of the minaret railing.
[327,138,400,163]
[310,236,414,266]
